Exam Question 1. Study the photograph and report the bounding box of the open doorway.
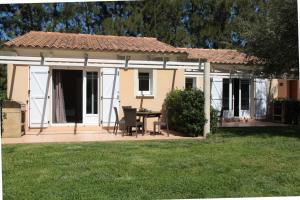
[52,69,83,123]
[233,78,240,117]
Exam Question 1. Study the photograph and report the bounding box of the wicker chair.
[123,108,144,137]
[122,106,132,112]
[122,105,141,122]
[153,109,169,136]
[113,107,126,135]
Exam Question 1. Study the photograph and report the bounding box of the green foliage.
[273,99,300,125]
[0,64,6,100]
[239,0,298,76]
[0,1,297,75]
[164,89,218,137]
[210,108,218,133]
[0,1,258,48]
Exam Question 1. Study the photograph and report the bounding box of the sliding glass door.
[83,70,99,124]
[222,78,250,118]
[86,72,98,115]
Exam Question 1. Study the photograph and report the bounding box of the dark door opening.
[52,70,83,123]
[233,78,240,117]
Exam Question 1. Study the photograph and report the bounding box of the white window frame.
[83,68,100,125]
[136,69,153,96]
[85,71,99,115]
[185,76,197,89]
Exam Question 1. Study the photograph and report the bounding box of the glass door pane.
[241,79,250,110]
[86,72,98,114]
[222,79,229,110]
[233,79,240,117]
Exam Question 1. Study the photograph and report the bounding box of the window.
[86,72,98,114]
[137,70,152,95]
[222,79,229,110]
[185,77,196,89]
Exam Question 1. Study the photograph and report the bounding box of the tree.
[1,1,297,76]
[239,0,298,76]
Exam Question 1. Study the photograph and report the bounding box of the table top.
[136,111,161,116]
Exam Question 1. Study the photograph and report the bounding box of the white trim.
[98,68,101,125]
[49,67,53,126]
[28,65,50,128]
[153,69,157,97]
[136,69,154,96]
[229,78,233,111]
[100,68,103,125]
[239,79,241,115]
[49,67,100,125]
[0,56,203,70]
[82,70,86,124]
[185,71,252,79]
[185,76,197,89]
[45,57,85,62]
[83,69,100,124]
[0,56,41,61]
[250,77,255,118]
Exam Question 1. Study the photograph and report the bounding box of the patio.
[1,129,196,145]
[2,119,287,145]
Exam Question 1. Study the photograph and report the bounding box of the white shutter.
[255,78,267,119]
[101,68,119,126]
[29,66,50,128]
[211,77,223,112]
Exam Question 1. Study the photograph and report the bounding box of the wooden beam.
[0,55,259,71]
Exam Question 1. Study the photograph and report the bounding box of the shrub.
[273,99,300,124]
[164,89,218,137]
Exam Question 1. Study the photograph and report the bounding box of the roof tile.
[178,48,262,65]
[5,31,184,54]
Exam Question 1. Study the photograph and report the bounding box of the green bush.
[284,100,300,124]
[164,89,218,137]
[272,99,300,124]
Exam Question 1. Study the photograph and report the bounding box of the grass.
[3,126,300,199]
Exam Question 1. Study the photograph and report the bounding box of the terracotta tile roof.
[5,31,185,54]
[179,48,262,65]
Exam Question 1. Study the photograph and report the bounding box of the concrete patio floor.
[1,120,288,145]
[2,130,200,145]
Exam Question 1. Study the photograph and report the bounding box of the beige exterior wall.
[277,79,288,99]
[6,64,29,129]
[196,76,204,90]
[119,68,185,130]
[7,64,28,102]
[6,65,185,130]
[276,79,299,100]
[266,79,279,99]
[5,48,185,130]
[184,74,204,90]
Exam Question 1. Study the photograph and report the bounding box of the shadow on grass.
[216,126,300,139]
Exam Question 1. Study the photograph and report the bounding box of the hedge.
[164,89,218,137]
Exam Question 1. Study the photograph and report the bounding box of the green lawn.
[3,126,300,200]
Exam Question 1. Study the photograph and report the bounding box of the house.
[276,79,299,101]
[0,31,295,133]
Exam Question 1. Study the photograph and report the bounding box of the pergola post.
[203,62,211,137]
